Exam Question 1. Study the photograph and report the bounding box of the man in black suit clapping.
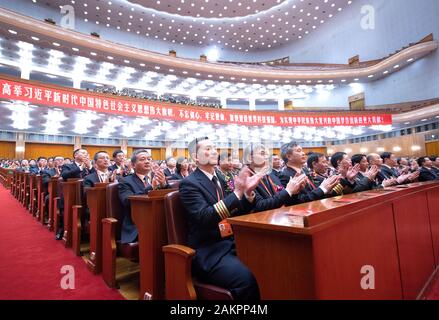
[179,137,263,300]
[118,149,168,244]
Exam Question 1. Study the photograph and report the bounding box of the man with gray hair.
[279,141,341,203]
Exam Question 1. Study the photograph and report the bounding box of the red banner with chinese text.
[0,78,392,127]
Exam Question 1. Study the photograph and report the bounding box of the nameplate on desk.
[285,214,305,228]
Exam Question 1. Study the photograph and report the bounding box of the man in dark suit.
[329,152,376,193]
[243,144,306,212]
[83,151,116,188]
[418,156,439,181]
[55,149,95,240]
[61,149,95,181]
[163,157,177,177]
[118,149,168,244]
[430,156,439,175]
[179,137,263,300]
[109,150,129,180]
[270,153,283,179]
[41,156,63,222]
[380,152,419,184]
[279,142,340,203]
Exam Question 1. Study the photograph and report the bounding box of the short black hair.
[417,156,428,167]
[131,149,150,164]
[430,156,437,162]
[112,150,124,158]
[381,152,393,163]
[73,148,82,158]
[94,151,109,162]
[307,153,324,170]
[331,152,346,169]
[351,154,366,166]
[188,137,209,160]
[280,141,299,163]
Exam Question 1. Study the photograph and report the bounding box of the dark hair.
[307,153,324,170]
[280,141,299,163]
[330,152,346,169]
[351,154,366,166]
[112,150,124,158]
[417,156,428,167]
[131,149,150,164]
[93,151,109,161]
[380,152,393,163]
[430,156,437,162]
[188,137,209,160]
[175,156,187,173]
[73,148,82,158]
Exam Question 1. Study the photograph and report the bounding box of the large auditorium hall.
[1,0,439,311]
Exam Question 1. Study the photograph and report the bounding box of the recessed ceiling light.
[124,60,130,63]
[72,47,79,51]
[31,36,39,41]
[107,56,113,60]
[154,66,160,70]
[53,42,61,46]
[139,63,145,67]
[90,52,97,56]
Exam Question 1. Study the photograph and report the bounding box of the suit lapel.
[133,174,146,191]
[194,169,219,202]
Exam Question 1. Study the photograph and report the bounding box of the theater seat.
[162,191,233,300]
[102,182,139,288]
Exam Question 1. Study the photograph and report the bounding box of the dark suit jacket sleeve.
[297,188,325,203]
[83,175,95,189]
[118,178,153,207]
[351,176,374,192]
[179,179,242,229]
[253,189,295,212]
[61,164,81,181]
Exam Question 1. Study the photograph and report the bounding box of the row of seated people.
[88,87,223,109]
[1,142,439,300]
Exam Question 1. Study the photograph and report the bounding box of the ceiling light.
[31,36,39,41]
[8,29,17,34]
[53,42,61,47]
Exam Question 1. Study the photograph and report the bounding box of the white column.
[278,97,285,111]
[220,97,227,109]
[73,78,82,89]
[249,97,256,111]
[20,67,30,80]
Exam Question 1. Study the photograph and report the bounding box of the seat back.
[168,180,180,189]
[106,182,122,240]
[164,190,188,245]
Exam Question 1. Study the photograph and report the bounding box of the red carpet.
[0,186,124,300]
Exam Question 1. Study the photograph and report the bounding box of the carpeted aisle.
[0,186,124,300]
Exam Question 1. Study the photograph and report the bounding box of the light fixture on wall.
[411,145,421,151]
[393,146,401,152]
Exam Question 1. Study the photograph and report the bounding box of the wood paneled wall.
[24,143,74,159]
[328,133,427,157]
[82,145,122,160]
[426,141,439,156]
[0,141,16,159]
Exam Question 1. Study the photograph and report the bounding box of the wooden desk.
[229,182,439,300]
[129,189,176,300]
